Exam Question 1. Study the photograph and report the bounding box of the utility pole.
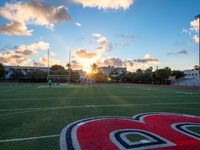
[47,48,50,80]
[195,14,200,78]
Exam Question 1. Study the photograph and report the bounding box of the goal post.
[47,75,70,83]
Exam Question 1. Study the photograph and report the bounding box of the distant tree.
[10,69,24,80]
[50,65,68,75]
[94,71,107,82]
[136,69,143,74]
[91,63,99,73]
[50,65,65,71]
[144,67,153,82]
[119,72,127,82]
[193,65,199,70]
[155,67,171,84]
[27,69,47,79]
[70,71,80,82]
[109,69,120,82]
[0,63,6,78]
[171,70,185,79]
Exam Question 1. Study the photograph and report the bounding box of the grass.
[126,134,147,142]
[0,83,200,149]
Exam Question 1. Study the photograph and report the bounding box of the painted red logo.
[60,113,200,150]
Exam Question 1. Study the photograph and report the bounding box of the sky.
[0,0,199,72]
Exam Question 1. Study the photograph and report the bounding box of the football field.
[0,83,200,149]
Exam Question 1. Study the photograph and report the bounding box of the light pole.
[47,49,50,80]
[195,14,200,78]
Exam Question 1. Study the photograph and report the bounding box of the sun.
[84,66,92,74]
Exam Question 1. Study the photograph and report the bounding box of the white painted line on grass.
[1,102,200,113]
[0,134,59,143]
[0,95,153,101]
[0,95,200,102]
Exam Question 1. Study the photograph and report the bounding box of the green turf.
[188,126,200,134]
[126,134,147,142]
[0,83,200,149]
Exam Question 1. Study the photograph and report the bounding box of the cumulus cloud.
[133,54,160,64]
[71,60,83,70]
[36,56,60,67]
[190,18,199,43]
[193,34,199,43]
[72,0,134,10]
[191,18,199,33]
[167,50,188,55]
[75,48,98,59]
[26,41,49,51]
[103,57,123,67]
[74,33,111,59]
[73,33,111,71]
[0,21,33,36]
[0,41,50,66]
[96,57,136,72]
[0,0,72,35]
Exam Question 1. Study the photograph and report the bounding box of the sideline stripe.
[1,102,200,113]
[0,134,59,143]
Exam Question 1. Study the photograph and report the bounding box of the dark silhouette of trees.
[91,63,98,73]
[171,70,185,79]
[0,63,6,78]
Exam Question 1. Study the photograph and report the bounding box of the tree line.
[108,66,185,84]
[0,63,80,82]
[0,63,185,84]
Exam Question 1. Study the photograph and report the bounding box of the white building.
[5,66,49,79]
[183,69,199,78]
[98,66,127,76]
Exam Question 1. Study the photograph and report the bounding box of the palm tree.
[90,63,98,73]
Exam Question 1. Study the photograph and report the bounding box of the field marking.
[1,94,200,102]
[1,102,200,114]
[176,91,198,95]
[149,105,199,110]
[0,134,59,143]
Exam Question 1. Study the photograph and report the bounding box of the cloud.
[0,41,50,66]
[71,60,83,70]
[102,57,123,67]
[26,41,49,51]
[133,54,160,64]
[75,48,98,59]
[0,21,33,36]
[75,22,81,27]
[0,52,29,66]
[113,34,135,48]
[116,34,135,40]
[74,33,111,59]
[73,33,111,71]
[0,0,72,35]
[72,0,134,10]
[190,18,199,43]
[167,50,188,55]
[191,18,199,33]
[193,35,199,43]
[0,48,5,51]
[36,56,60,67]
[97,57,136,72]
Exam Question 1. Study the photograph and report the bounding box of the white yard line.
[0,134,59,143]
[0,95,155,102]
[0,95,200,102]
[176,91,198,95]
[1,102,200,113]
